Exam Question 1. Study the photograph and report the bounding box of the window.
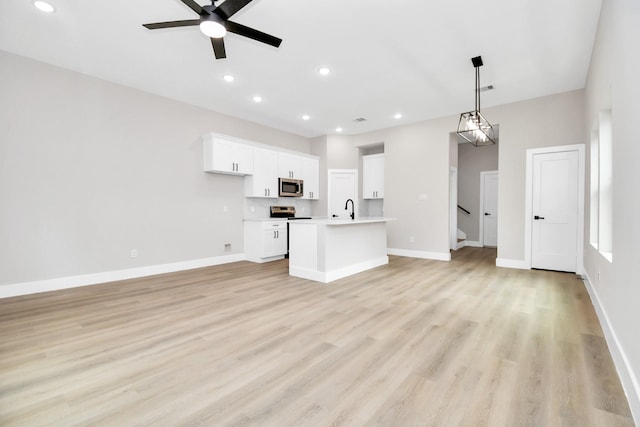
[598,110,613,262]
[590,126,599,249]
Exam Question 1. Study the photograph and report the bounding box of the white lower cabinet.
[244,220,288,262]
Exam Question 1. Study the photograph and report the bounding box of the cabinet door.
[233,143,254,175]
[262,222,287,257]
[301,157,319,199]
[245,147,278,198]
[273,226,287,255]
[204,137,253,175]
[363,154,384,199]
[278,153,302,178]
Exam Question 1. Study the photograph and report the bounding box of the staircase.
[456,228,467,250]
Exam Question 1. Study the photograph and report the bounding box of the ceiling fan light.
[200,17,226,38]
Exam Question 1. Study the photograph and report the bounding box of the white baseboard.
[454,240,483,250]
[495,258,529,270]
[0,254,246,299]
[388,248,451,262]
[583,272,640,424]
[290,256,389,284]
[245,255,285,263]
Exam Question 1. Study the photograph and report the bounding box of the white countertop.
[243,218,288,222]
[288,217,395,225]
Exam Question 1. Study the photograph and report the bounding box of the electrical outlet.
[131,249,138,258]
[224,243,231,252]
[223,205,229,212]
[409,236,415,243]
[250,205,255,212]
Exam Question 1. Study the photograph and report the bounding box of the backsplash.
[244,198,312,219]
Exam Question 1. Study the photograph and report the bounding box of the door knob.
[484,212,490,216]
[534,215,545,220]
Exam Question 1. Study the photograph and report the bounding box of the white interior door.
[481,171,498,247]
[328,169,357,219]
[531,150,579,272]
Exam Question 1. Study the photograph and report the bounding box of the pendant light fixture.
[457,56,496,147]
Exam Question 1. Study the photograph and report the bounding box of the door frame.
[450,166,458,250]
[524,144,585,274]
[479,170,499,247]
[327,169,358,218]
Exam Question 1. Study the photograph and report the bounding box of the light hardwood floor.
[0,247,634,426]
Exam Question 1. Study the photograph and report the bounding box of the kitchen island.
[288,217,394,283]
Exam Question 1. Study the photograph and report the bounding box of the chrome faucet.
[345,198,355,220]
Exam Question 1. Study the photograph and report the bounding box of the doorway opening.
[455,127,499,254]
[327,169,358,219]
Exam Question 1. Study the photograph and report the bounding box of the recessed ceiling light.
[336,127,343,132]
[223,74,234,82]
[394,113,403,119]
[34,0,55,12]
[302,115,310,121]
[318,67,331,76]
[253,95,262,103]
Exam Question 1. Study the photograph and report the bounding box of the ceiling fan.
[142,0,282,60]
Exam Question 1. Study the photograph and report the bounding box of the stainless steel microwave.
[279,178,304,197]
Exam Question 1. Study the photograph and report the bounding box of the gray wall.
[583,0,640,419]
[0,50,592,288]
[457,142,498,242]
[352,119,453,256]
[344,92,584,259]
[0,51,309,286]
[490,90,585,261]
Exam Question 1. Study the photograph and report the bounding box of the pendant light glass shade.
[456,56,496,147]
[457,111,496,146]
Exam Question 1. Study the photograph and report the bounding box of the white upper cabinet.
[203,136,253,175]
[301,157,319,200]
[202,133,319,200]
[245,147,278,198]
[363,154,384,199]
[278,152,303,179]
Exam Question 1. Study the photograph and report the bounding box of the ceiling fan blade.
[143,19,200,30]
[211,38,227,59]
[213,0,253,19]
[180,0,207,15]
[226,21,282,48]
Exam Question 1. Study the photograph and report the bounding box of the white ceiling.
[0,0,602,138]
